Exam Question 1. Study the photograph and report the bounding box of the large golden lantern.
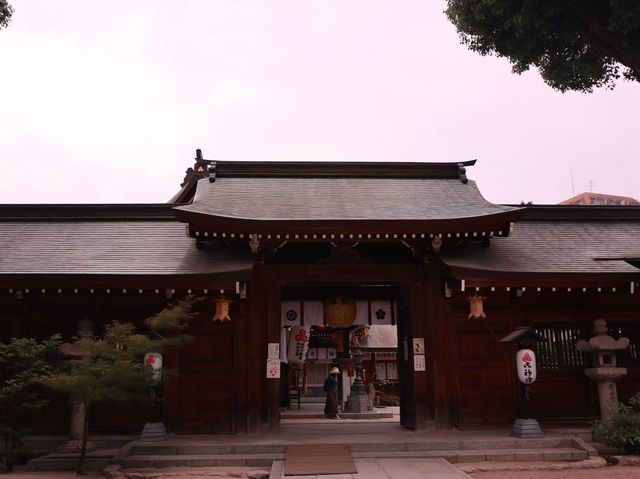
[323,295,356,328]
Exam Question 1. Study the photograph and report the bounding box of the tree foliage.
[0,335,62,471]
[0,0,13,30]
[445,0,640,92]
[46,297,197,473]
[592,393,640,454]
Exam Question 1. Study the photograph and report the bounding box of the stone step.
[122,447,587,469]
[300,396,325,403]
[348,437,574,452]
[130,443,286,455]
[22,435,136,459]
[129,437,575,456]
[351,447,589,463]
[123,453,281,468]
[27,449,118,471]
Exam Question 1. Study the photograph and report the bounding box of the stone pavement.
[270,458,472,479]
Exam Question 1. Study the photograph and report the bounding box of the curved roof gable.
[174,160,522,237]
[439,206,640,284]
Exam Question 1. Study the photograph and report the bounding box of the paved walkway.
[271,458,472,479]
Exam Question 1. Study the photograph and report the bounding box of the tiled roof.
[440,220,640,275]
[176,177,518,222]
[0,220,253,277]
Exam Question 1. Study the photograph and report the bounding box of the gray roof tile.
[0,221,253,276]
[176,177,517,221]
[440,221,640,274]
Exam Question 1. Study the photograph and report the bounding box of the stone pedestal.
[70,401,86,440]
[61,401,93,452]
[585,368,627,421]
[345,393,373,413]
[511,418,544,438]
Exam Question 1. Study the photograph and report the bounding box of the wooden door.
[176,319,236,434]
[456,322,515,428]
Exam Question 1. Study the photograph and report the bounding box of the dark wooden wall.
[3,273,637,436]
[446,288,640,428]
[0,286,240,435]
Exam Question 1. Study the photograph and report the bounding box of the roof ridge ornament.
[208,161,217,183]
[457,162,470,184]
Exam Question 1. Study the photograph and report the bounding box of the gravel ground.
[0,467,257,478]
[469,464,640,479]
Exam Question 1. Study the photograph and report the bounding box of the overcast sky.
[0,1,638,205]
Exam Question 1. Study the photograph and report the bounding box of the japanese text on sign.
[516,349,537,384]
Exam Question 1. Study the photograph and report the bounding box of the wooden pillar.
[246,265,265,432]
[264,271,281,430]
[410,280,430,429]
[234,298,248,433]
[427,259,453,429]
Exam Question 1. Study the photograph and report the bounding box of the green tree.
[0,0,13,30]
[0,335,62,471]
[445,0,640,92]
[592,393,640,454]
[46,298,196,474]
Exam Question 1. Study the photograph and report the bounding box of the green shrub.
[592,393,640,454]
[0,335,61,471]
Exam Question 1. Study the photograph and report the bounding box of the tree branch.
[577,6,640,78]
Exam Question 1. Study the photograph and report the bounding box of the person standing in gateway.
[323,367,341,419]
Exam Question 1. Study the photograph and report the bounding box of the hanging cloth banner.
[287,326,310,366]
[281,301,301,326]
[355,301,369,325]
[370,300,393,325]
[280,327,289,364]
[303,301,324,326]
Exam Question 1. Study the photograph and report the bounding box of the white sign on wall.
[268,342,280,360]
[413,354,426,371]
[266,359,280,379]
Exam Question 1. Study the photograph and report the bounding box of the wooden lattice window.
[534,323,592,370]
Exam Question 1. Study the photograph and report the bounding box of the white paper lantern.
[286,326,310,366]
[144,352,163,385]
[516,349,537,384]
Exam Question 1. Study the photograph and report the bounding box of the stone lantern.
[344,349,373,413]
[58,319,94,450]
[576,319,630,421]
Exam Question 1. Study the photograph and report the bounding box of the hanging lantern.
[144,352,163,385]
[213,298,232,321]
[466,294,486,319]
[287,326,310,366]
[516,349,537,384]
[323,295,356,328]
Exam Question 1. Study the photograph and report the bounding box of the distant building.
[561,192,640,206]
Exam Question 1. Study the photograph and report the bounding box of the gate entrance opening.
[277,284,418,428]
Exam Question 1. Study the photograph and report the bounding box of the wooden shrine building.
[0,155,638,434]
